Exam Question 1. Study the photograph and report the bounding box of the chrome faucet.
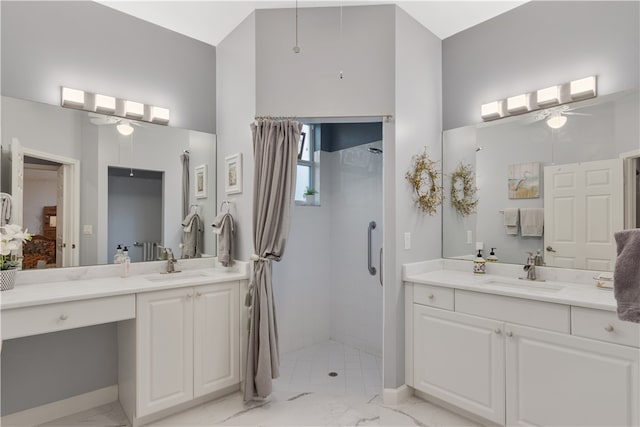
[165,248,178,273]
[523,252,537,281]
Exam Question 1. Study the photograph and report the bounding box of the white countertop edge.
[403,259,617,312]
[1,260,250,310]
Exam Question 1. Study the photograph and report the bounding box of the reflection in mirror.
[1,96,217,269]
[443,89,639,271]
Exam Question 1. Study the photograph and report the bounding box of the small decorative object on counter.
[534,250,543,266]
[121,246,131,278]
[303,186,317,204]
[473,249,486,274]
[1,224,32,291]
[487,248,499,262]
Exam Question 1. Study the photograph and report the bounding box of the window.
[295,124,319,202]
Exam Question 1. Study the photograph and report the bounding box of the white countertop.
[1,259,250,310]
[403,259,617,312]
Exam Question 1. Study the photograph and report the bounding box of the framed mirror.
[1,96,217,269]
[442,89,639,271]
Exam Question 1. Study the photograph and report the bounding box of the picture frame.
[194,164,207,199]
[225,153,243,194]
[508,161,540,199]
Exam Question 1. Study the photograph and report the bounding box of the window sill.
[295,201,321,207]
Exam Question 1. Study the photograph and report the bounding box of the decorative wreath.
[450,162,478,217]
[405,151,444,215]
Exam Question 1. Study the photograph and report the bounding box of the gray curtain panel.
[244,119,301,401]
[181,152,190,221]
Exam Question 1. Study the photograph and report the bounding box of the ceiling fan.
[531,105,591,129]
[88,112,144,136]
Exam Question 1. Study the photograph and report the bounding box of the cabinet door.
[413,305,505,424]
[137,288,194,417]
[193,282,240,398]
[506,324,639,426]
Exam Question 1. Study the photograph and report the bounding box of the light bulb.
[117,121,134,136]
[546,113,567,129]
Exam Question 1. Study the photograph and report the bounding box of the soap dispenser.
[121,246,131,278]
[114,245,123,264]
[487,248,499,262]
[473,249,486,274]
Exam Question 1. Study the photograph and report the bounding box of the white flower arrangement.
[1,224,32,270]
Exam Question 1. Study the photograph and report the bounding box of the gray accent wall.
[1,1,216,133]
[320,123,382,152]
[443,1,640,130]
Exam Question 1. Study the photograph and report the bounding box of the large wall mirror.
[443,89,639,271]
[1,96,217,269]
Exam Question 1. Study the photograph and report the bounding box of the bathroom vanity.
[404,259,639,427]
[0,260,249,426]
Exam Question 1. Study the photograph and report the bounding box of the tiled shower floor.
[39,341,478,427]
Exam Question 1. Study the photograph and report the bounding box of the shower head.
[368,147,383,155]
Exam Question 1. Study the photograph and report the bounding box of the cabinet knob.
[196,292,202,298]
[506,331,513,337]
[59,314,68,321]
[494,328,502,335]
[428,294,434,300]
[186,294,193,299]
[604,325,614,332]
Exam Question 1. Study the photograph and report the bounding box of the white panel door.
[193,282,240,398]
[506,324,639,427]
[544,159,623,270]
[10,138,23,228]
[56,166,64,268]
[137,288,194,417]
[413,305,505,424]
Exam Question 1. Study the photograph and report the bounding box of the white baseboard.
[1,385,118,426]
[383,384,413,405]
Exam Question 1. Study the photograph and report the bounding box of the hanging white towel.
[504,208,519,235]
[520,208,544,237]
[212,213,234,267]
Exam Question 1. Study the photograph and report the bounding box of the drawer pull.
[59,314,68,321]
[428,294,434,300]
[494,328,502,335]
[196,292,202,298]
[186,294,193,299]
[506,331,513,337]
[604,325,614,332]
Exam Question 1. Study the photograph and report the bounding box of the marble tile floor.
[39,341,479,427]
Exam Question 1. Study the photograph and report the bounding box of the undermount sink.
[145,271,209,282]
[480,277,565,293]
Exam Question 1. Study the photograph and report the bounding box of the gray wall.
[1,0,216,133]
[443,1,640,130]
[1,1,216,415]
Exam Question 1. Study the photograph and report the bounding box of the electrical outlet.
[83,225,93,235]
[467,230,473,244]
[404,232,411,250]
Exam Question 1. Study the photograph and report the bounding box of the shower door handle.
[379,248,383,286]
[368,221,377,276]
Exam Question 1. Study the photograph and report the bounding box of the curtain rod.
[254,114,393,122]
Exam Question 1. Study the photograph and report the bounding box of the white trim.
[620,149,640,160]
[0,385,117,426]
[383,384,412,405]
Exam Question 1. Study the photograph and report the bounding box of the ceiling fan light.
[117,121,135,136]
[546,114,567,129]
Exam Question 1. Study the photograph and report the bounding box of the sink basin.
[480,278,564,293]
[145,271,209,282]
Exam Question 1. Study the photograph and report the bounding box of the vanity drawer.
[2,295,135,340]
[455,290,570,333]
[571,307,640,348]
[413,284,454,310]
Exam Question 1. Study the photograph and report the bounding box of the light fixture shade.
[570,76,596,100]
[124,100,144,118]
[61,87,85,108]
[150,106,170,124]
[117,121,135,136]
[94,94,116,114]
[507,94,529,114]
[481,101,504,120]
[537,85,560,107]
[546,113,567,129]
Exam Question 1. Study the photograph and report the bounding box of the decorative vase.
[1,268,17,291]
[305,194,314,204]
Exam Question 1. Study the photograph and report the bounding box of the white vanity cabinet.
[407,282,640,427]
[121,281,241,424]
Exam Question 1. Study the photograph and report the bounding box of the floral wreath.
[450,162,478,217]
[405,151,444,215]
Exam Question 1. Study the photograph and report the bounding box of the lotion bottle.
[114,245,123,264]
[121,246,131,278]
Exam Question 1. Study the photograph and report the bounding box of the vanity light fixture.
[536,85,560,107]
[506,94,529,114]
[116,120,135,136]
[61,87,85,109]
[124,101,144,119]
[546,112,567,129]
[94,94,116,114]
[480,76,597,122]
[150,106,170,124]
[570,76,597,100]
